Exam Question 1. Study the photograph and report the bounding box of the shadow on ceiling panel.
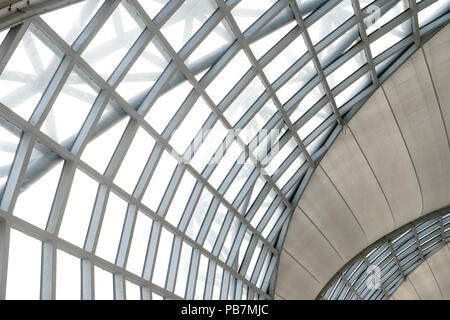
[349,88,422,228]
[382,47,450,215]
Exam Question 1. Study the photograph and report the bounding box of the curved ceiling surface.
[0,0,448,300]
[276,20,450,300]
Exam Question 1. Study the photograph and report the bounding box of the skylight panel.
[189,120,229,173]
[169,96,212,155]
[145,78,193,134]
[81,101,130,174]
[230,0,278,33]
[186,19,235,71]
[326,50,367,89]
[165,170,197,227]
[204,204,229,252]
[6,229,41,300]
[56,250,81,300]
[13,144,63,229]
[239,99,277,146]
[41,66,100,147]
[263,34,307,83]
[219,216,240,262]
[223,158,255,205]
[276,155,306,189]
[126,281,141,300]
[0,120,20,190]
[418,0,450,28]
[289,83,326,124]
[142,150,178,212]
[137,0,170,19]
[114,127,156,195]
[308,0,355,45]
[317,25,360,68]
[223,76,266,127]
[370,19,412,58]
[95,191,128,263]
[42,0,103,46]
[185,188,214,240]
[116,38,171,103]
[365,0,408,35]
[58,168,99,248]
[249,9,297,59]
[335,72,371,108]
[276,60,316,104]
[195,254,209,299]
[126,211,153,276]
[81,3,145,80]
[94,266,114,300]
[160,0,217,53]
[205,50,252,104]
[0,24,63,121]
[174,242,193,298]
[152,227,174,288]
[208,141,245,190]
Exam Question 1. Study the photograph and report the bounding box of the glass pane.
[335,72,371,108]
[186,188,213,240]
[249,9,296,59]
[94,266,113,300]
[208,141,244,190]
[186,19,235,71]
[263,34,307,83]
[223,76,265,127]
[299,104,333,139]
[42,0,103,45]
[114,127,156,194]
[41,66,100,147]
[370,20,412,58]
[195,254,208,299]
[326,50,366,89]
[169,96,211,154]
[231,0,277,33]
[6,229,41,299]
[56,250,81,300]
[239,99,277,145]
[289,84,326,124]
[127,211,153,276]
[142,150,178,212]
[152,227,174,288]
[245,241,262,280]
[418,0,450,28]
[137,0,170,19]
[82,3,144,80]
[0,121,20,192]
[165,170,197,227]
[204,204,228,252]
[13,143,63,229]
[190,120,228,172]
[145,77,193,134]
[219,216,240,262]
[0,25,63,120]
[224,159,255,205]
[126,281,141,300]
[95,192,128,263]
[117,38,170,103]
[212,266,223,300]
[160,0,217,52]
[174,241,193,298]
[206,50,252,104]
[365,0,408,35]
[59,169,98,247]
[308,0,354,45]
[81,101,129,174]
[276,60,316,104]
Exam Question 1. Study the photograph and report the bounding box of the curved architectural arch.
[0,0,448,300]
[319,206,450,299]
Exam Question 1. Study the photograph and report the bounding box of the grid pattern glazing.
[321,209,450,300]
[0,0,448,300]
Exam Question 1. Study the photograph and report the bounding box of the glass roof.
[321,210,450,300]
[0,0,448,300]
